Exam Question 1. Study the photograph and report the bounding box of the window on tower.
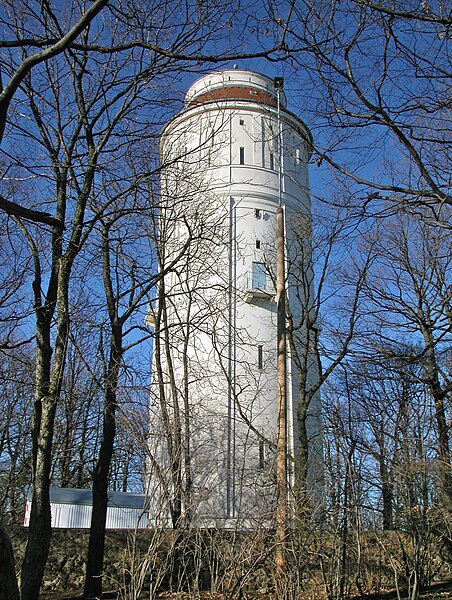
[252,262,267,290]
[254,208,262,219]
[239,118,245,126]
[239,146,245,164]
[258,345,263,370]
[256,239,261,249]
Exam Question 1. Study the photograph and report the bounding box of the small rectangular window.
[256,239,261,249]
[258,345,263,370]
[259,441,265,469]
[269,153,274,170]
[254,208,262,219]
[295,148,301,164]
[239,147,245,164]
[239,118,245,126]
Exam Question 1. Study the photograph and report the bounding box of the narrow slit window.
[259,441,265,469]
[258,345,263,370]
[239,146,245,164]
[256,239,261,249]
[254,208,262,219]
[269,152,275,171]
[239,118,245,126]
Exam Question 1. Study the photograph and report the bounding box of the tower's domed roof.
[185,69,287,109]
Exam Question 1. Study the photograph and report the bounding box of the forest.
[0,0,450,598]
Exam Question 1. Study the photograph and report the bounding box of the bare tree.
[0,0,110,227]
[281,205,372,516]
[271,0,451,220]
[0,347,33,522]
[83,196,160,597]
[52,333,103,489]
[1,10,174,595]
[356,209,452,515]
[0,210,35,597]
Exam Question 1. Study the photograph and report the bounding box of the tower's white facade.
[148,70,322,527]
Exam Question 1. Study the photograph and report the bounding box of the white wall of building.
[148,70,322,526]
[24,488,151,529]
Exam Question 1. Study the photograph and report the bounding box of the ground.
[39,582,452,600]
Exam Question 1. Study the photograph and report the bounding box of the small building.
[24,487,150,529]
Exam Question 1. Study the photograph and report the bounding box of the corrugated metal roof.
[27,487,149,509]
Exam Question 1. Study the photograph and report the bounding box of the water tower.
[147,69,322,526]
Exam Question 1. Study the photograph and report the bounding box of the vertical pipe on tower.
[275,205,287,580]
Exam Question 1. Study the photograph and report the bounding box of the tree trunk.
[84,332,122,599]
[84,477,109,599]
[381,472,394,531]
[20,441,52,600]
[422,330,452,513]
[21,316,67,600]
[295,408,309,517]
[433,392,452,512]
[376,427,393,530]
[275,206,287,586]
[0,524,19,600]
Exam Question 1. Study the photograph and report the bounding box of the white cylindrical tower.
[148,69,321,527]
